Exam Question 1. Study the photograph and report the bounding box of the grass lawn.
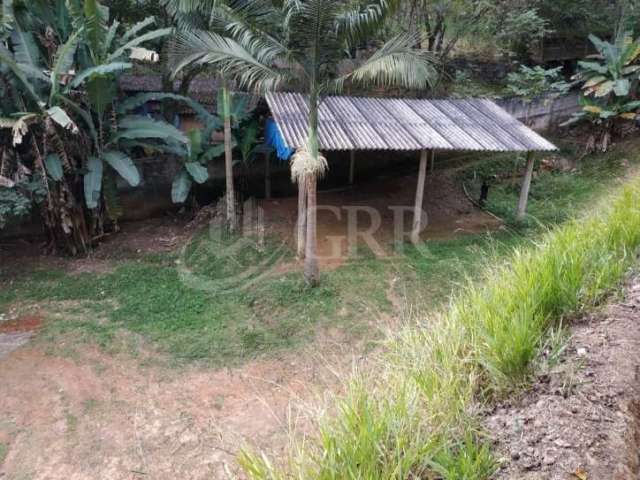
[2,137,638,366]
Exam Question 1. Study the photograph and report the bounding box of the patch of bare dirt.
[261,171,502,269]
[0,334,359,479]
[0,314,43,334]
[486,276,640,479]
[0,217,192,278]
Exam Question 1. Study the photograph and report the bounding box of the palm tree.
[164,0,245,231]
[171,0,437,286]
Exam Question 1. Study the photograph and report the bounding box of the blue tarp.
[265,118,294,161]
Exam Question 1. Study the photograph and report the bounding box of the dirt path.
[486,275,640,479]
[0,335,357,479]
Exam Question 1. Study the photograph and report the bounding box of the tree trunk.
[297,175,307,259]
[412,149,429,242]
[222,81,237,232]
[304,173,319,286]
[516,152,535,221]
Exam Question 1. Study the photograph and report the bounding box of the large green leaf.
[577,61,609,75]
[117,92,222,130]
[121,16,155,43]
[83,0,109,57]
[171,169,192,204]
[187,128,203,159]
[201,143,226,162]
[217,89,251,123]
[113,116,189,145]
[0,44,42,107]
[108,27,172,62]
[84,156,103,209]
[185,162,208,184]
[104,20,120,53]
[10,26,41,70]
[102,150,140,186]
[613,79,631,97]
[44,154,64,181]
[67,62,132,89]
[50,30,81,103]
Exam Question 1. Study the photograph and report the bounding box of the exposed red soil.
[260,171,502,268]
[0,335,357,480]
[0,314,43,334]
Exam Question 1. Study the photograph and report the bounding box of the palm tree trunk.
[222,80,237,232]
[303,88,321,286]
[304,172,319,286]
[297,175,307,259]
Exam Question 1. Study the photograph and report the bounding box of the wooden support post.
[412,149,429,240]
[349,150,355,185]
[296,176,307,260]
[516,152,535,221]
[264,152,272,199]
[430,149,435,174]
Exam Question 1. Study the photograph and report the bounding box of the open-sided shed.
[265,92,558,235]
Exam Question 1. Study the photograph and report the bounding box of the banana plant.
[0,0,182,252]
[565,31,640,151]
[172,128,226,204]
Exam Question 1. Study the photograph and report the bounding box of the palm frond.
[289,0,339,58]
[333,33,438,91]
[170,29,290,92]
[335,0,399,44]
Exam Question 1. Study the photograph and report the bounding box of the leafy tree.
[163,0,254,232]
[506,65,569,101]
[0,0,186,253]
[565,31,640,151]
[171,0,437,286]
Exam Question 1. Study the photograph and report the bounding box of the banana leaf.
[171,168,192,204]
[103,150,140,186]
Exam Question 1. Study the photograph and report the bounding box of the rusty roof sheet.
[265,92,558,152]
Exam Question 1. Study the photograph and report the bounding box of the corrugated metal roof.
[265,92,558,152]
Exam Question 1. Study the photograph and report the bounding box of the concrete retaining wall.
[496,93,581,132]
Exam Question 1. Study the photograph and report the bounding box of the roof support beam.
[516,151,535,221]
[412,149,429,241]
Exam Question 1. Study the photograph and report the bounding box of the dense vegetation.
[3,1,640,478]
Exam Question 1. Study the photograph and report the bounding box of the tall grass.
[239,176,640,479]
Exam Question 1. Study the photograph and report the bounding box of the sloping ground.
[0,335,356,479]
[486,275,640,479]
